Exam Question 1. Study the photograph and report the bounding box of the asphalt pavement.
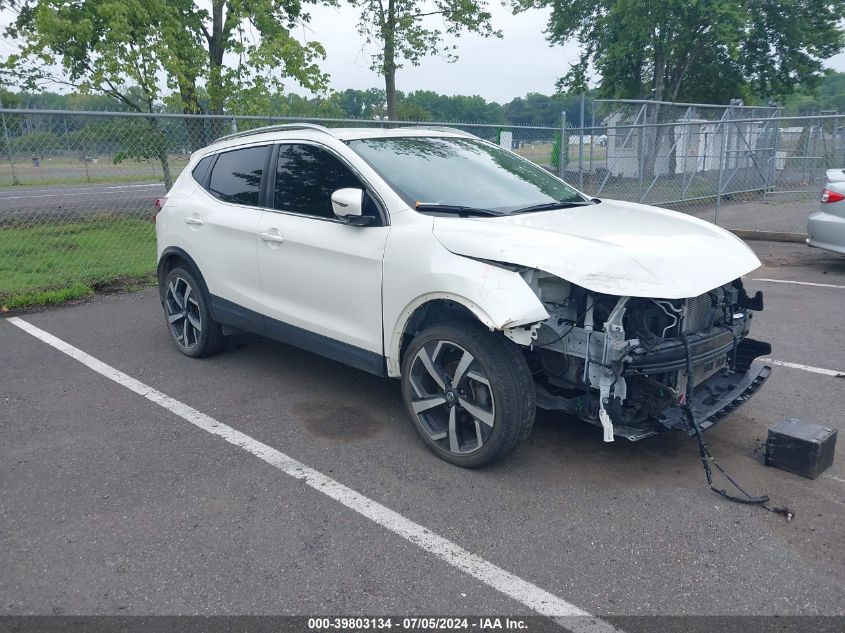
[1,241,844,623]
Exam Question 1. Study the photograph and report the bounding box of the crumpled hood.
[432,198,761,299]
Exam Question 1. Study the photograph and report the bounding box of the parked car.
[807,169,845,255]
[154,124,771,467]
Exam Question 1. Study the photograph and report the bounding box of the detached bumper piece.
[628,337,772,439]
[658,361,771,434]
[535,337,772,442]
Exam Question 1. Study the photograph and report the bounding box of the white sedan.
[808,169,845,255]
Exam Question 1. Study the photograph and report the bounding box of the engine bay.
[511,271,771,441]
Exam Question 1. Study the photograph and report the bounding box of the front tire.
[400,323,536,467]
[161,267,225,358]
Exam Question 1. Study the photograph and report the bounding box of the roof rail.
[214,123,334,144]
[404,126,477,138]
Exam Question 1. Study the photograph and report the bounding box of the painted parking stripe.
[761,358,845,378]
[5,316,619,633]
[752,278,845,290]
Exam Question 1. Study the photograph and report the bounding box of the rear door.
[181,144,271,318]
[256,142,389,373]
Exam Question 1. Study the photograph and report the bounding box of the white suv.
[155,124,771,467]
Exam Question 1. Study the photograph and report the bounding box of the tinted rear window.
[191,155,214,185]
[207,146,269,206]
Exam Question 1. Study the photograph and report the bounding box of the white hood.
[432,198,761,299]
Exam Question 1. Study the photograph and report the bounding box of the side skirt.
[209,295,387,377]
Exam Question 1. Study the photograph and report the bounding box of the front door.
[256,142,389,373]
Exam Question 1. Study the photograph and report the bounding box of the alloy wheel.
[165,276,202,350]
[408,340,496,455]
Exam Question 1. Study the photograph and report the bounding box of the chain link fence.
[0,106,841,308]
[563,99,844,212]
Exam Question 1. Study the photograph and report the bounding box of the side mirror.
[331,188,373,226]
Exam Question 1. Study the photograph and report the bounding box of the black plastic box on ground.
[765,418,837,479]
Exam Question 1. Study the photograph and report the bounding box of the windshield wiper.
[510,199,593,214]
[414,202,505,217]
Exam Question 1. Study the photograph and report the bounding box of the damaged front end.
[512,271,771,441]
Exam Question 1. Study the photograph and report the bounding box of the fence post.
[80,121,91,183]
[589,101,596,190]
[637,104,647,202]
[0,100,20,186]
[578,92,585,190]
[715,119,727,225]
[62,115,72,154]
[559,110,566,179]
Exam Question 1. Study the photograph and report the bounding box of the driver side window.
[273,144,381,222]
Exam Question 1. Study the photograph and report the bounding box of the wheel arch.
[157,247,208,303]
[387,293,518,378]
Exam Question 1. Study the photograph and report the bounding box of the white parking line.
[761,358,845,378]
[752,278,845,290]
[0,183,163,200]
[6,316,619,633]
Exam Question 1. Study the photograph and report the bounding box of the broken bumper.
[657,361,771,435]
[613,337,772,441]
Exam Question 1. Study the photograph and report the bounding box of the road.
[1,241,843,629]
[0,182,166,222]
[0,180,818,239]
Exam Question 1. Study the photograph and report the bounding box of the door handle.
[184,216,204,226]
[259,231,285,244]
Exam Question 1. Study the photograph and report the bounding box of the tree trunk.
[385,68,396,121]
[147,117,174,189]
[180,80,207,151]
[207,0,227,139]
[641,52,666,184]
[159,148,173,190]
[383,0,397,121]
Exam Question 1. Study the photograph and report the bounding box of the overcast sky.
[304,3,845,103]
[2,3,844,104]
[302,3,584,102]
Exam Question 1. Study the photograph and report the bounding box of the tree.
[403,90,504,123]
[6,0,179,184]
[349,0,501,120]
[782,71,845,115]
[515,0,845,103]
[5,0,330,148]
[502,92,585,127]
[514,0,845,179]
[329,88,388,119]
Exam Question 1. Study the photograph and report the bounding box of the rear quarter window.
[206,145,269,206]
[191,155,214,185]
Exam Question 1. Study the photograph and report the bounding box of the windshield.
[347,136,586,214]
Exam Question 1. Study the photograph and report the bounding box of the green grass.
[0,217,156,309]
[515,142,608,166]
[0,172,172,188]
[0,156,188,188]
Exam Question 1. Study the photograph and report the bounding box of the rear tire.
[161,267,225,358]
[400,323,535,467]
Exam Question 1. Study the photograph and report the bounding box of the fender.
[385,284,548,377]
[382,228,550,377]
